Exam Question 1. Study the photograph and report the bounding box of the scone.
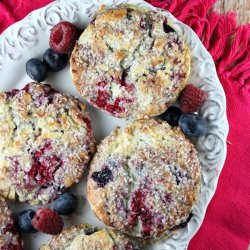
[0,196,23,249]
[70,5,190,119]
[40,223,139,250]
[0,83,95,205]
[87,119,200,240]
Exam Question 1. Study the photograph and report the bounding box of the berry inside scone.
[40,223,139,250]
[0,83,95,205]
[0,196,23,250]
[87,119,200,239]
[70,5,190,119]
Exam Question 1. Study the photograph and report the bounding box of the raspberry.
[129,189,155,237]
[49,21,80,53]
[28,142,62,186]
[179,84,208,113]
[31,208,63,235]
[90,79,133,117]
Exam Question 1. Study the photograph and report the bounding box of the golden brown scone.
[0,83,95,205]
[40,223,140,250]
[70,5,190,119]
[87,119,200,240]
[0,196,23,249]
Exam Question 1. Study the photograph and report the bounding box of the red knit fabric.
[0,1,249,249]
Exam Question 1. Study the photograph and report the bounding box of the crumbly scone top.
[0,83,95,204]
[70,5,190,119]
[40,223,139,250]
[0,196,23,249]
[87,119,200,239]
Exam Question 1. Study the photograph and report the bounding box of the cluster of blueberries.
[26,49,68,82]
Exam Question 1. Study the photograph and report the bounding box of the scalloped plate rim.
[0,0,229,249]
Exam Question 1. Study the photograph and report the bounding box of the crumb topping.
[0,83,95,204]
[0,196,23,249]
[87,119,200,239]
[70,5,190,119]
[40,224,139,250]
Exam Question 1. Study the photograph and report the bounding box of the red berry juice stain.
[28,141,62,186]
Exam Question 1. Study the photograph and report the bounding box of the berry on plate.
[43,48,68,72]
[178,114,207,137]
[31,208,63,235]
[159,106,182,126]
[26,58,48,82]
[52,192,78,215]
[179,84,208,113]
[18,209,37,233]
[49,21,80,53]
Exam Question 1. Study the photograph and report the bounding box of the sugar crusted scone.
[87,119,200,239]
[0,83,95,205]
[0,196,23,249]
[70,5,191,119]
[40,223,139,250]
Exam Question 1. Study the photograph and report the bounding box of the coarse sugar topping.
[87,119,200,239]
[70,5,190,119]
[0,83,95,204]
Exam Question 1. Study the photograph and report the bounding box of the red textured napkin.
[0,0,249,249]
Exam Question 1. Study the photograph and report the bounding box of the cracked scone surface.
[70,5,190,119]
[40,223,139,250]
[87,119,200,239]
[0,83,95,205]
[0,196,23,250]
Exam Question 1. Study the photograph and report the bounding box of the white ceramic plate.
[0,0,229,249]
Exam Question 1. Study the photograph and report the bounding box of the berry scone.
[0,196,23,250]
[0,83,95,205]
[87,119,200,240]
[40,223,139,250]
[70,5,191,119]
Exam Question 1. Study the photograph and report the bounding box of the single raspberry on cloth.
[31,208,63,235]
[179,84,208,113]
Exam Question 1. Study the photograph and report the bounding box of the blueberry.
[18,209,37,233]
[178,114,207,137]
[26,58,48,82]
[43,48,68,72]
[91,167,113,188]
[160,106,182,126]
[52,192,78,215]
[85,227,97,235]
[163,22,175,33]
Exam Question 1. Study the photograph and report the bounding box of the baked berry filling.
[139,16,153,37]
[36,85,56,106]
[125,242,138,250]
[3,221,18,235]
[126,8,134,20]
[28,141,62,186]
[5,89,19,98]
[163,18,175,33]
[1,219,22,250]
[90,79,133,116]
[127,175,173,237]
[84,227,97,235]
[1,242,23,250]
[129,189,154,236]
[139,17,152,31]
[173,170,183,185]
[92,166,113,188]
